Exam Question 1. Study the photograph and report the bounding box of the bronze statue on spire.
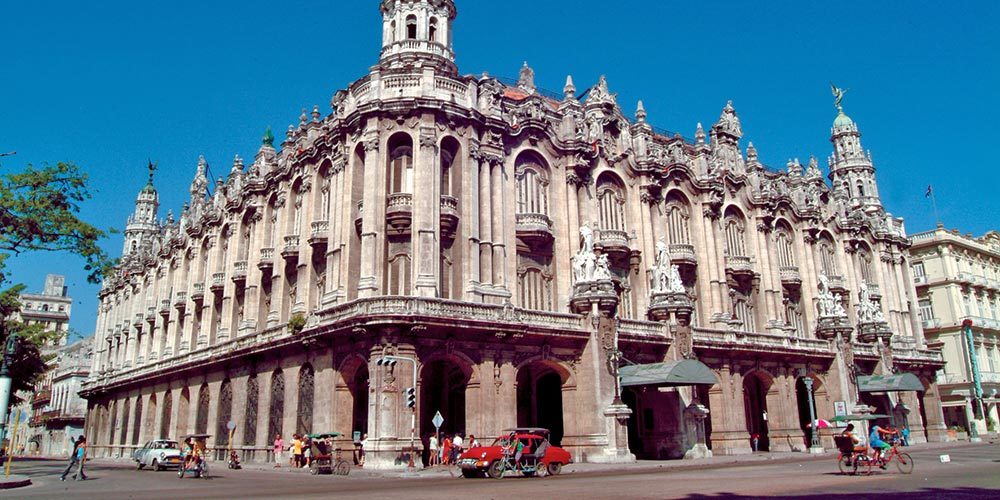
[830,83,848,111]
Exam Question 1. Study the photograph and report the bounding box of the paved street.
[7,443,998,499]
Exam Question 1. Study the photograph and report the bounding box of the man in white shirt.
[452,434,464,463]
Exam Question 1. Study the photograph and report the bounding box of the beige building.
[81,0,947,465]
[909,226,1000,436]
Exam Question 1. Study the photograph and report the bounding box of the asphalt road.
[7,444,998,499]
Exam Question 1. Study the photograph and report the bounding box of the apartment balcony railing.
[281,235,300,260]
[779,265,801,286]
[515,212,553,246]
[309,220,329,247]
[920,317,941,329]
[232,260,248,284]
[913,275,929,286]
[159,299,171,317]
[866,282,881,298]
[210,272,226,293]
[827,275,847,292]
[258,247,275,271]
[145,306,156,323]
[191,282,205,303]
[594,229,630,257]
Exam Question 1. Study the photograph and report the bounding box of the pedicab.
[306,432,351,476]
[177,434,212,479]
[457,428,572,479]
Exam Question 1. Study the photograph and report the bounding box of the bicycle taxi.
[306,432,351,476]
[832,415,913,476]
[178,433,212,479]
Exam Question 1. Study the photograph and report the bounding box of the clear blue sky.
[2,0,997,338]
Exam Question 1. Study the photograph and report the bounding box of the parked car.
[457,427,571,478]
[134,439,183,471]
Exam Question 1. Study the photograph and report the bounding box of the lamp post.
[377,355,418,469]
[803,376,822,451]
[962,319,984,441]
[0,333,18,448]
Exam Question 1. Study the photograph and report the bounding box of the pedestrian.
[468,435,479,449]
[60,435,86,481]
[428,433,439,466]
[452,433,464,463]
[303,436,312,467]
[441,435,452,465]
[292,434,304,467]
[358,433,368,467]
[273,434,284,468]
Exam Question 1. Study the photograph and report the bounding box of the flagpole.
[927,185,941,226]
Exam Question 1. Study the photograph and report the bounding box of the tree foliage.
[0,161,114,405]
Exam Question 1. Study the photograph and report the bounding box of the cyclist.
[181,437,196,471]
[869,423,896,466]
[841,424,867,464]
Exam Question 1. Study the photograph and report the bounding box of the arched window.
[856,180,865,198]
[132,396,143,445]
[195,383,210,435]
[440,143,455,197]
[119,398,130,445]
[775,228,795,268]
[216,378,233,458]
[406,15,417,39]
[387,254,412,295]
[597,175,626,232]
[244,374,259,446]
[388,135,414,194]
[518,267,552,311]
[733,292,753,330]
[819,238,838,276]
[390,21,396,43]
[724,211,747,257]
[429,17,438,42]
[268,370,284,443]
[664,193,691,246]
[297,364,315,435]
[785,298,804,337]
[516,155,549,216]
[160,391,173,439]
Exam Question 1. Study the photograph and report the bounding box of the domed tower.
[123,161,160,256]
[378,0,457,72]
[828,85,882,211]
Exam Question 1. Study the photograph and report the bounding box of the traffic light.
[377,357,397,367]
[405,387,416,408]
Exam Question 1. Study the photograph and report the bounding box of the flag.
[925,185,933,198]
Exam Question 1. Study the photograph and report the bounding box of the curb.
[0,475,32,489]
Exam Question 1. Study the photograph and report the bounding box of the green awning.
[619,360,718,387]
[857,373,924,392]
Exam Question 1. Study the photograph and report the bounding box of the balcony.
[594,228,630,258]
[191,282,205,303]
[779,265,801,287]
[133,312,144,325]
[866,282,881,298]
[385,193,414,236]
[913,275,929,286]
[159,299,171,317]
[281,234,300,260]
[669,244,697,268]
[955,271,974,284]
[440,195,459,240]
[920,317,941,330]
[34,389,51,405]
[515,212,554,247]
[258,247,275,271]
[309,220,329,247]
[725,255,754,278]
[827,275,847,293]
[232,260,248,284]
[145,306,156,323]
[173,291,187,311]
[210,272,226,293]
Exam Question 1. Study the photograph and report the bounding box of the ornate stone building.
[81,0,948,464]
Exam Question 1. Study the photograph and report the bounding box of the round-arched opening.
[419,357,470,440]
[516,361,567,445]
[743,371,772,452]
[795,376,823,449]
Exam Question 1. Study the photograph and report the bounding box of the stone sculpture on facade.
[857,280,892,344]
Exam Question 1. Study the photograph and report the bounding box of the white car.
[134,439,183,471]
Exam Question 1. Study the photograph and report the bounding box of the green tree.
[1,161,114,405]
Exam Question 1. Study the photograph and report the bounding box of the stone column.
[707,362,751,455]
[490,159,508,294]
[358,131,383,296]
[478,156,493,290]
[464,145,482,300]
[414,126,440,297]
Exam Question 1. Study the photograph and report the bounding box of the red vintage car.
[456,428,572,478]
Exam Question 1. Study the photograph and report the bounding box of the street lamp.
[962,319,985,441]
[377,355,418,469]
[0,333,18,447]
[803,376,821,450]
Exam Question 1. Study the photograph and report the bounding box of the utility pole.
[962,319,984,441]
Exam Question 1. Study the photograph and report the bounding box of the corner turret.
[828,84,882,211]
[379,0,457,72]
[123,161,160,256]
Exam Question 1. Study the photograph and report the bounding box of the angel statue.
[831,83,848,111]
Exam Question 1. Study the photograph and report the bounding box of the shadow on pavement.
[683,487,999,499]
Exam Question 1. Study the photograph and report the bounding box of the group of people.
[271,434,314,468]
[59,435,88,481]
[427,433,479,466]
[841,422,903,467]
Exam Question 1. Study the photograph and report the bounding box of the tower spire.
[379,0,458,72]
[828,85,882,211]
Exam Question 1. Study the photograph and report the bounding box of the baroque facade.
[909,226,1000,436]
[82,0,948,465]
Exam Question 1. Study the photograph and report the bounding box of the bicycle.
[835,436,912,475]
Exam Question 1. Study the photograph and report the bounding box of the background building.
[910,226,1000,436]
[81,0,945,465]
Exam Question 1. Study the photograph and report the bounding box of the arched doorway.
[795,376,822,449]
[743,372,772,451]
[350,364,369,437]
[516,361,566,445]
[419,358,469,439]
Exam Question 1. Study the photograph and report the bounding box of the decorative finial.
[312,105,321,122]
[262,126,274,147]
[299,108,308,126]
[518,61,535,93]
[564,75,576,100]
[746,142,758,162]
[695,122,706,145]
[636,100,647,123]
[831,83,847,111]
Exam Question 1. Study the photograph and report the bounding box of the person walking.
[452,433,464,463]
[428,434,439,466]
[292,434,304,468]
[358,433,368,467]
[60,436,87,481]
[441,435,453,466]
[273,434,284,468]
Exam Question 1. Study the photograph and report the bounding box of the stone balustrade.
[211,272,226,292]
[725,255,754,274]
[669,244,697,266]
[282,234,300,260]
